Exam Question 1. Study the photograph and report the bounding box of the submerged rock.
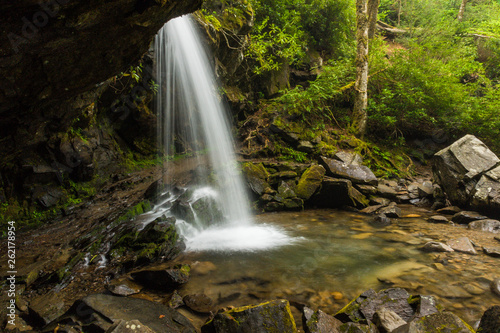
[491,278,500,297]
[183,294,215,314]
[202,300,297,333]
[447,237,477,255]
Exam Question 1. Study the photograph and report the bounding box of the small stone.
[420,241,454,252]
[483,247,500,258]
[332,292,343,300]
[463,283,485,295]
[107,279,142,296]
[370,213,392,227]
[436,206,462,215]
[447,237,477,254]
[183,294,214,314]
[451,211,488,224]
[167,290,184,309]
[428,215,450,224]
[360,204,383,214]
[379,205,402,218]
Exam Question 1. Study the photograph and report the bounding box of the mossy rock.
[295,165,326,200]
[395,312,475,333]
[242,162,272,195]
[202,299,297,333]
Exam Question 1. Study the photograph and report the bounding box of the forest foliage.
[214,0,500,152]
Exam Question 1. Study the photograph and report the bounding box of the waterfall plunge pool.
[153,207,500,327]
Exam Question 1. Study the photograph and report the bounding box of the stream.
[154,206,500,327]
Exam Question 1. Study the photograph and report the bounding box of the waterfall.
[151,15,294,252]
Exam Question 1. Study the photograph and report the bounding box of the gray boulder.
[201,299,297,333]
[447,237,477,255]
[451,211,488,224]
[43,294,196,333]
[312,177,368,209]
[392,312,474,333]
[478,306,500,333]
[468,219,500,233]
[433,134,499,207]
[320,156,378,186]
[303,307,343,333]
[420,242,454,253]
[471,165,500,212]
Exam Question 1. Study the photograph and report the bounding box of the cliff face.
[0,0,201,114]
[0,0,201,215]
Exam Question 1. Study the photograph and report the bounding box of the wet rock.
[483,247,500,257]
[144,179,164,201]
[192,261,217,275]
[241,162,271,196]
[319,156,378,186]
[478,306,500,333]
[283,197,304,210]
[339,322,378,332]
[468,219,500,233]
[107,279,142,296]
[33,186,64,208]
[356,184,379,196]
[131,264,190,292]
[371,197,391,206]
[451,211,488,224]
[377,184,399,200]
[436,206,462,215]
[491,278,500,297]
[275,181,297,202]
[312,177,368,209]
[201,299,297,333]
[433,184,445,201]
[44,294,196,333]
[361,205,384,215]
[410,295,438,317]
[183,294,214,314]
[378,205,402,218]
[303,307,343,333]
[190,196,224,224]
[4,315,33,332]
[334,151,363,166]
[106,320,155,333]
[433,134,500,207]
[167,290,184,309]
[295,165,326,200]
[264,201,285,212]
[372,308,407,332]
[370,214,392,227]
[393,311,474,333]
[335,288,415,324]
[427,215,450,224]
[447,237,477,254]
[420,242,454,252]
[417,182,434,198]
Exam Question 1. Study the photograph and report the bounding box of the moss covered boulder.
[296,165,326,200]
[242,162,272,196]
[392,312,474,333]
[202,299,297,333]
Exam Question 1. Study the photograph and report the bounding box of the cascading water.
[150,15,296,252]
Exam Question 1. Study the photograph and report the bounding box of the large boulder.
[295,165,326,200]
[312,177,368,209]
[319,156,378,186]
[392,312,474,333]
[201,299,297,333]
[477,306,500,333]
[433,135,500,210]
[241,162,272,196]
[43,294,196,332]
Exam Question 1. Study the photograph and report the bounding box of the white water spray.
[153,15,296,252]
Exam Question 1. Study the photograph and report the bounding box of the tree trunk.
[368,0,380,39]
[351,0,370,137]
[457,0,467,21]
